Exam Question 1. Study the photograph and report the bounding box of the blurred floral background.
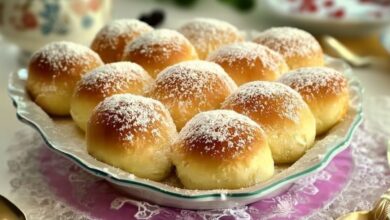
[0,0,389,64]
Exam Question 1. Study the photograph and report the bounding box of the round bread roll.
[27,41,103,116]
[253,27,324,70]
[71,62,153,131]
[86,94,177,181]
[278,67,349,135]
[207,42,289,85]
[122,29,198,78]
[178,18,244,59]
[222,81,316,164]
[172,110,274,190]
[91,19,153,63]
[147,60,237,130]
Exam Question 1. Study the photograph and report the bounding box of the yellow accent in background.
[0,200,20,220]
[318,34,390,59]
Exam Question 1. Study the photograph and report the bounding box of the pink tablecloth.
[6,124,390,219]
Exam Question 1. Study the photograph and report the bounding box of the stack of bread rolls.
[26,18,349,190]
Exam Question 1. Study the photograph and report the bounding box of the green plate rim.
[9,66,363,200]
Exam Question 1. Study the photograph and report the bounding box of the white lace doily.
[6,98,390,219]
[4,123,387,220]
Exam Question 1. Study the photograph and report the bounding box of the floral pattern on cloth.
[6,123,389,219]
[2,0,102,34]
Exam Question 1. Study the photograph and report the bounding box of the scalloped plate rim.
[8,57,363,206]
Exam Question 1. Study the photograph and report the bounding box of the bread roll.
[91,19,153,63]
[208,42,289,85]
[253,27,324,70]
[27,41,103,116]
[178,18,243,59]
[172,110,274,189]
[86,94,177,181]
[279,67,349,135]
[71,62,153,131]
[147,60,237,130]
[122,29,198,78]
[222,81,316,164]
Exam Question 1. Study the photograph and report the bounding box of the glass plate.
[8,57,363,209]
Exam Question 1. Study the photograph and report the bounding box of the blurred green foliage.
[174,0,198,7]
[218,0,255,11]
[157,0,255,11]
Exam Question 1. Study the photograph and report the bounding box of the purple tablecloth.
[6,124,389,219]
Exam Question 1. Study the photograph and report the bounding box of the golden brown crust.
[278,67,348,101]
[176,111,267,161]
[70,62,153,131]
[222,81,306,125]
[179,18,244,59]
[177,127,267,163]
[26,41,103,116]
[28,50,102,83]
[222,81,316,164]
[90,19,153,63]
[122,29,198,78]
[88,105,171,147]
[146,61,237,130]
[73,62,153,100]
[86,94,177,181]
[208,42,289,85]
[253,27,324,69]
[87,94,172,144]
[278,67,349,134]
[171,110,274,189]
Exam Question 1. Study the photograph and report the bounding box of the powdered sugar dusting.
[124,29,192,60]
[32,41,101,74]
[179,110,261,159]
[278,67,347,100]
[208,42,285,71]
[151,61,237,109]
[93,94,169,142]
[223,81,305,123]
[93,19,153,49]
[76,62,152,97]
[178,18,242,58]
[253,27,321,58]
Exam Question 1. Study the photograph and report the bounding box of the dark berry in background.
[138,9,165,27]
[218,0,255,11]
[174,0,198,7]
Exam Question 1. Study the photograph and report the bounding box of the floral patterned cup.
[0,0,111,62]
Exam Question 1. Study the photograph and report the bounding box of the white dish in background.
[8,57,363,210]
[261,0,390,36]
[381,27,390,54]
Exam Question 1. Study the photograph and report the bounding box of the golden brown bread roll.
[27,41,103,116]
[86,94,177,181]
[91,19,153,63]
[70,62,153,131]
[172,110,274,190]
[207,42,289,85]
[147,60,237,130]
[178,18,244,59]
[278,67,349,135]
[222,81,316,164]
[253,27,324,70]
[122,29,198,78]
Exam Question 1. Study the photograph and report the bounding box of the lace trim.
[6,123,388,219]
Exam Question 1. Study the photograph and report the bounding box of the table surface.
[0,0,390,217]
